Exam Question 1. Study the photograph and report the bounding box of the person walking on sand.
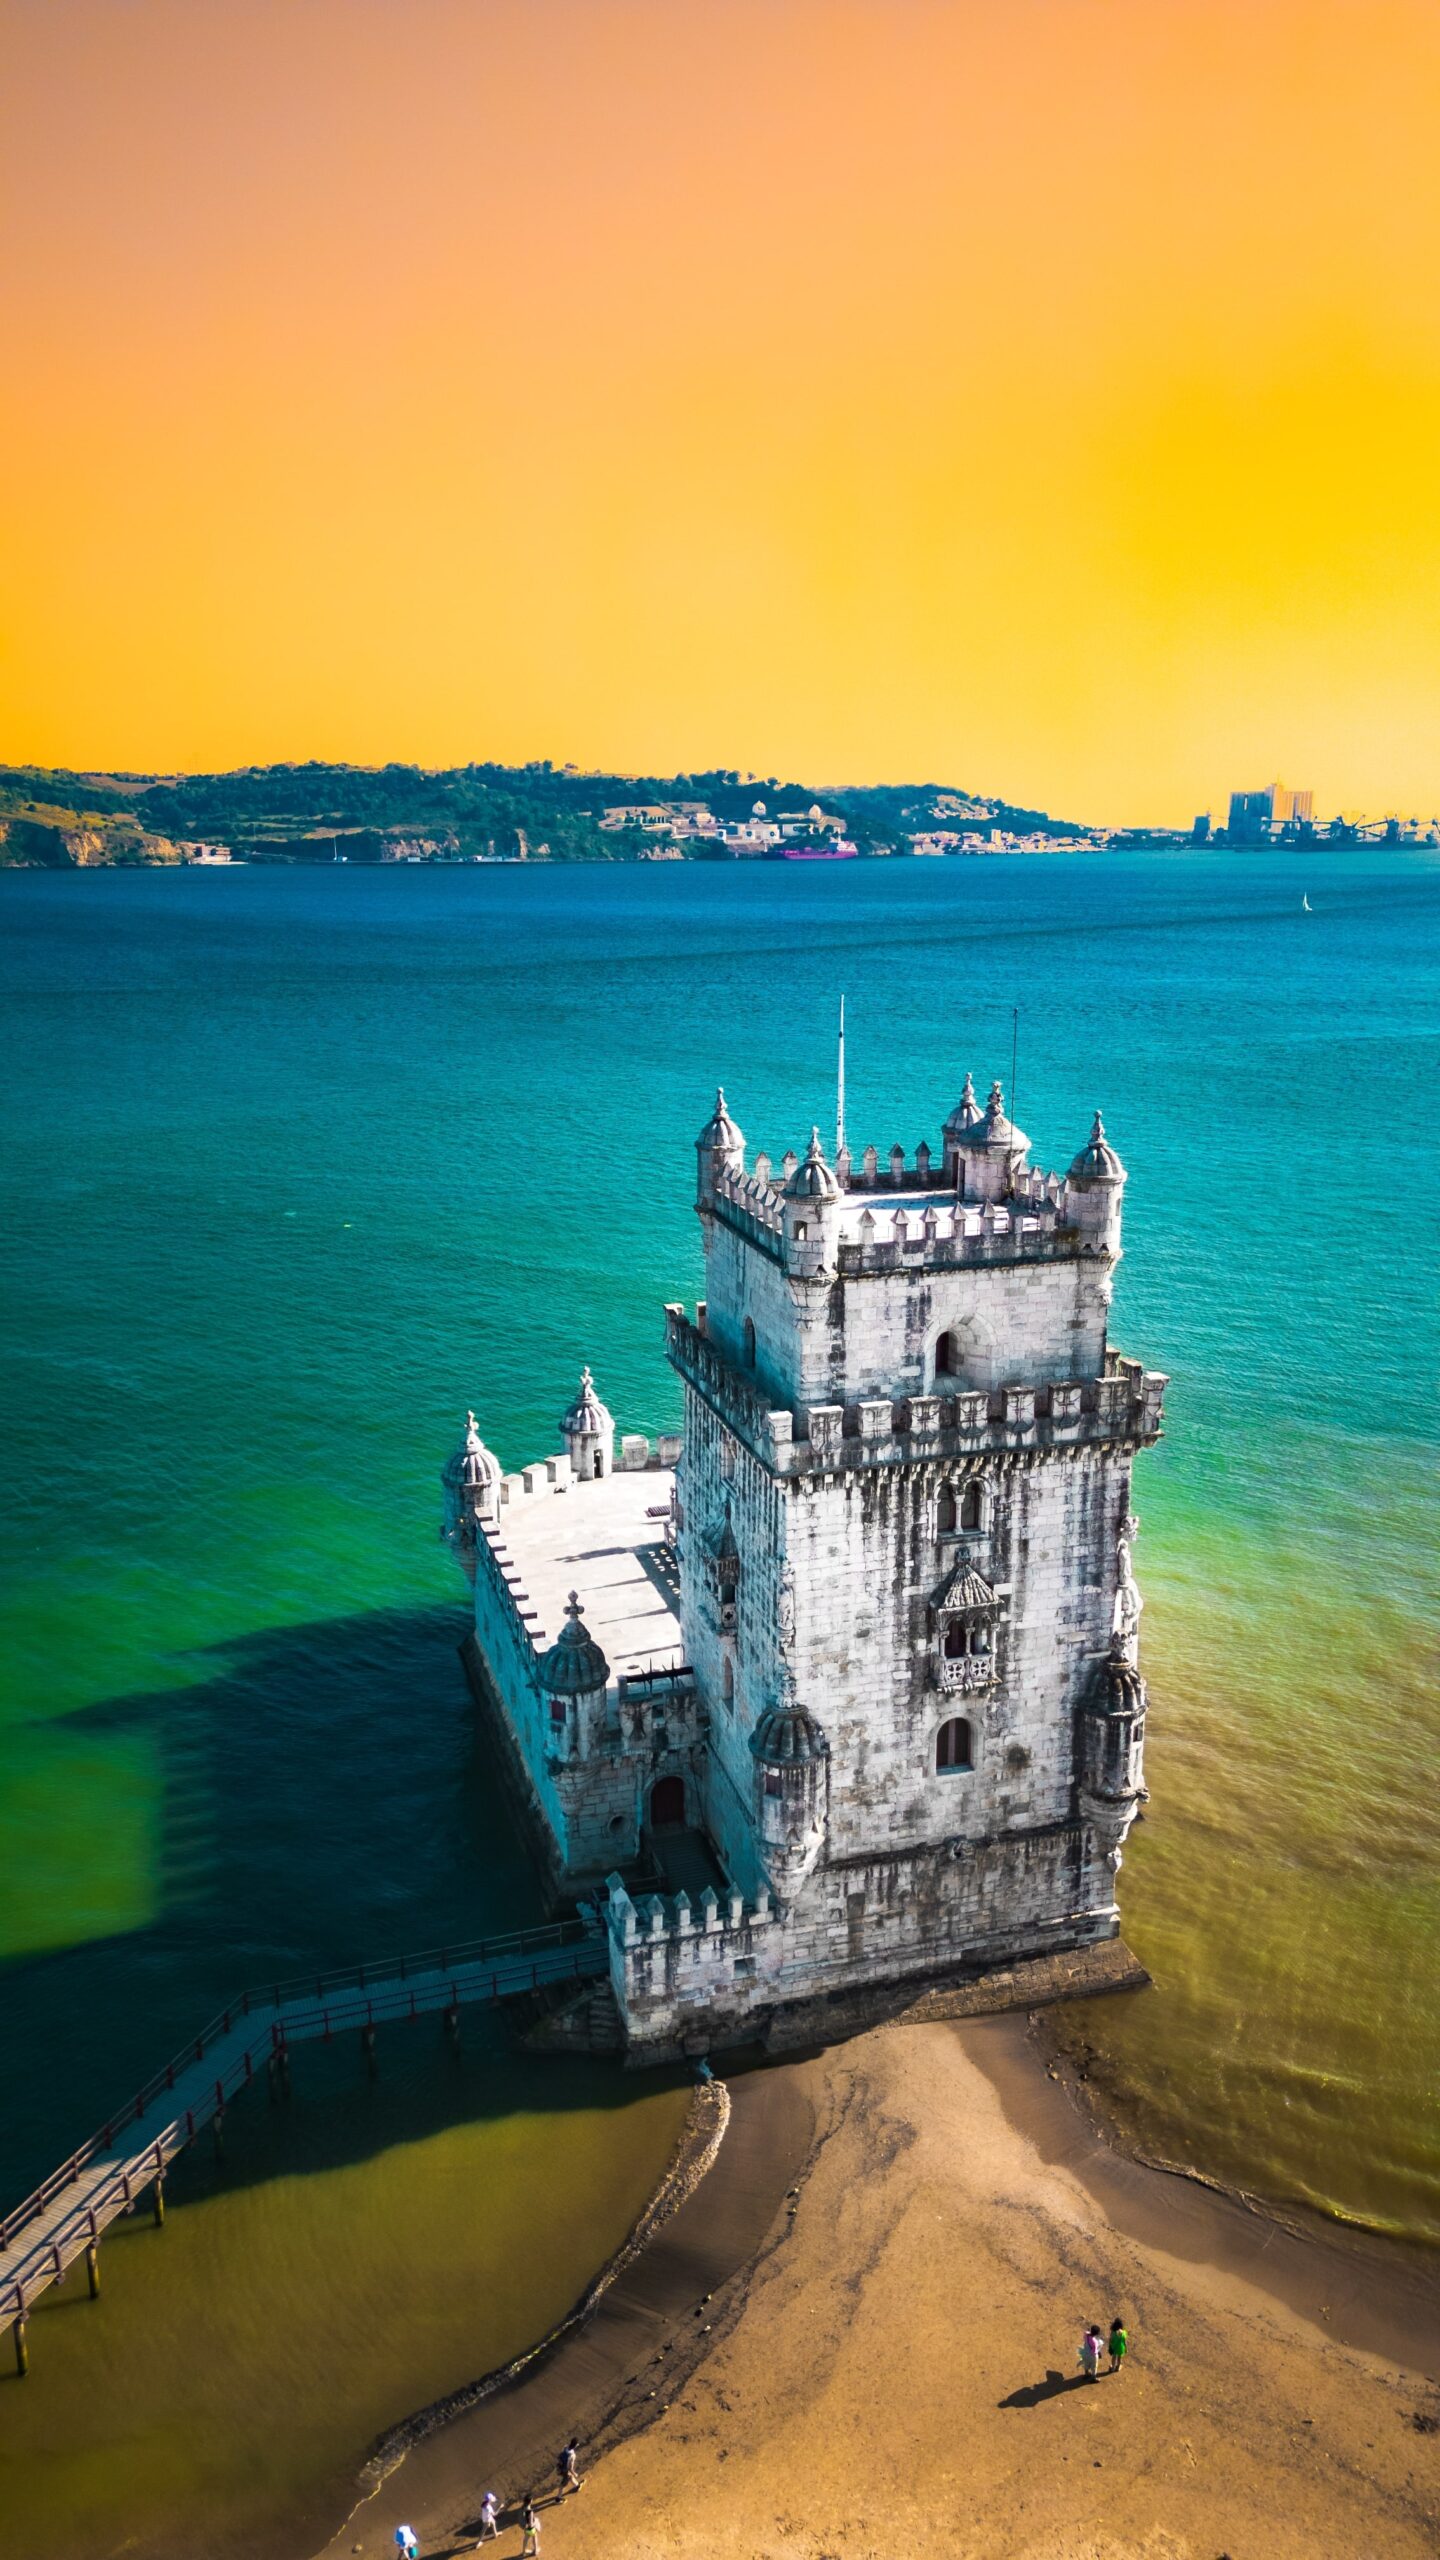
[1079,2324,1103,2381]
[558,2437,585,2496]
[520,2496,541,2556]
[1108,2315,1130,2374]
[475,2488,500,2542]
[395,2529,420,2559]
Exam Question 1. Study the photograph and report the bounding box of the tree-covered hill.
[0,760,1092,866]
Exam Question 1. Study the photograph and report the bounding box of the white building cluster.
[444,1072,1165,2062]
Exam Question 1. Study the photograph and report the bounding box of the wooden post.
[86,2243,100,2299]
[13,2316,28,2377]
[152,2177,166,2228]
[211,2110,225,2161]
[444,2005,460,2045]
[361,2021,377,2078]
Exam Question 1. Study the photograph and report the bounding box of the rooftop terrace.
[485,1467,681,1682]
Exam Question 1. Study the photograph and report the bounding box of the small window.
[937,1483,957,1535]
[742,1317,757,1368]
[764,1770,783,1797]
[960,1480,983,1532]
[943,1620,969,1658]
[721,1654,734,1704]
[935,1330,957,1376]
[794,1221,808,1240]
[936,1716,973,1773]
[720,1579,737,1611]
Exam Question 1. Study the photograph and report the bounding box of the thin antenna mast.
[836,993,847,1162]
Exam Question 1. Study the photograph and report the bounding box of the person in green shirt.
[1108,2316,1129,2373]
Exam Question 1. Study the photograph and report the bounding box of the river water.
[1,850,1435,2553]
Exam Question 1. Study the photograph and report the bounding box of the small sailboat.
[1302,894,1312,912]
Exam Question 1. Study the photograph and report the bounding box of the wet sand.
[316,2015,1439,2560]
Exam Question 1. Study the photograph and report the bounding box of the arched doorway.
[649,1773,686,1829]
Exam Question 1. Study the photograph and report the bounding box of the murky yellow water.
[0,2025,688,2560]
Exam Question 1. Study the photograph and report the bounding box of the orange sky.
[2,0,1439,821]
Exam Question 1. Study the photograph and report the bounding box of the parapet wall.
[666,1305,1166,1479]
[604,1816,1121,2059]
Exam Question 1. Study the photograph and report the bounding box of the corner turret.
[1078,1643,1148,1877]
[941,1072,984,1182]
[537,1591,611,1764]
[441,1408,502,1545]
[954,1080,1031,1203]
[1065,1111,1126,1252]
[561,1365,614,1481]
[695,1086,745,1206]
[750,1691,829,1897]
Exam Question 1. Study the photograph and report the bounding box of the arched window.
[721,1653,734,1704]
[934,1330,957,1376]
[943,1620,969,1658]
[937,1483,957,1535]
[936,1716,973,1773]
[742,1317,757,1368]
[960,1480,983,1532]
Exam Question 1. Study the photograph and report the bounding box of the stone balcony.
[934,1653,997,1694]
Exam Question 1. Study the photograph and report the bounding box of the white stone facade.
[447,1081,1165,2062]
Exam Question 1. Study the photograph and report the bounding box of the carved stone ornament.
[777,1564,796,1652]
[1113,1514,1143,1657]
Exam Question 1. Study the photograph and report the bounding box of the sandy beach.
[315,2014,1439,2560]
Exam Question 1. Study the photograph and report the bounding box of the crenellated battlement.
[604,1871,784,2047]
[708,1153,1113,1280]
[665,1305,1166,1476]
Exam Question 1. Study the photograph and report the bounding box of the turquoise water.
[0,851,1436,2547]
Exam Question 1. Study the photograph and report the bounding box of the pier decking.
[1,1919,607,2367]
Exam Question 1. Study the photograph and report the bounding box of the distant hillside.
[0,760,1098,867]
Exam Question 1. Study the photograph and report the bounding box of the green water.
[1,852,1436,2550]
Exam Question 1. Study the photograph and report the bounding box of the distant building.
[1191,815,1211,844]
[1228,783,1313,841]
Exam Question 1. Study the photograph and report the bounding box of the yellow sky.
[3,0,1439,821]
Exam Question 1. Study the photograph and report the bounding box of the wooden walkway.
[1,1921,608,2366]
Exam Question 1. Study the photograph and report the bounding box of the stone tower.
[448,1067,1166,2062]
[612,1073,1167,2052]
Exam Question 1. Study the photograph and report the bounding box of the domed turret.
[1064,1111,1126,1250]
[1068,1110,1124,1185]
[941,1071,987,1184]
[537,1591,610,1698]
[749,1702,830,1767]
[1101,1647,1146,1718]
[441,1407,502,1540]
[950,1079,1030,1204]
[750,1693,829,1897]
[695,1085,746,1205]
[943,1071,983,1141]
[784,1126,840,1201]
[980,1079,1028,1155]
[561,1365,614,1481]
[1079,1643,1148,1885]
